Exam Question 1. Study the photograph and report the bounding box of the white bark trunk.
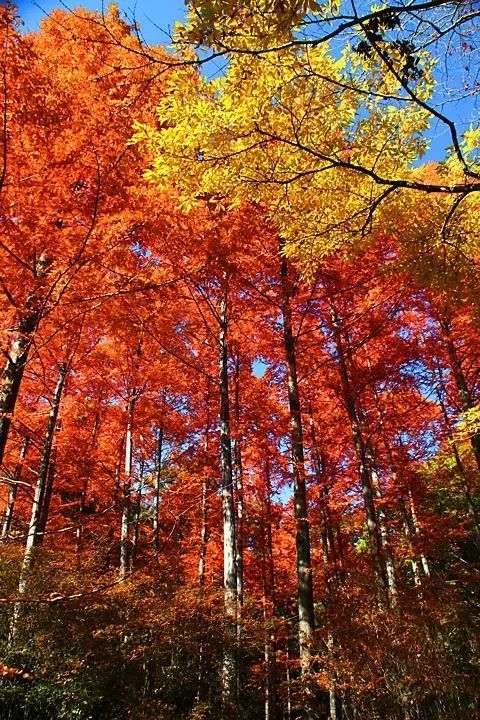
[1,436,29,539]
[119,395,135,581]
[218,293,237,707]
[10,363,66,643]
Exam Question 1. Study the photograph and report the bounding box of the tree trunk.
[10,362,67,643]
[307,405,338,717]
[263,539,273,720]
[329,305,387,600]
[233,361,244,613]
[263,458,279,720]
[130,462,143,571]
[308,404,340,588]
[234,444,244,611]
[153,425,163,552]
[363,371,399,605]
[368,458,398,607]
[280,256,315,685]
[198,383,212,589]
[438,312,480,471]
[76,407,101,556]
[436,366,480,551]
[233,356,244,697]
[407,488,430,578]
[0,254,51,465]
[120,394,135,581]
[1,436,29,539]
[196,384,212,704]
[196,469,209,705]
[218,291,238,709]
[285,641,293,720]
[22,364,66,561]
[198,472,209,589]
[399,496,421,587]
[372,414,421,588]
[112,435,125,565]
[36,447,57,544]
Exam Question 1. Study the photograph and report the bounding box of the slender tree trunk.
[10,363,67,643]
[103,433,125,572]
[76,408,101,556]
[233,357,244,697]
[130,462,143,571]
[399,496,421,587]
[153,425,163,552]
[0,255,51,465]
[120,394,135,581]
[22,364,66,561]
[36,447,57,544]
[280,256,315,686]
[334,522,346,583]
[363,372,399,605]
[198,472,209,589]
[233,363,244,611]
[76,477,88,557]
[111,436,125,567]
[196,385,212,705]
[372,403,422,588]
[1,436,29,539]
[308,406,337,719]
[396,425,430,579]
[435,367,480,551]
[234,444,244,614]
[329,305,387,600]
[218,291,237,709]
[455,455,480,551]
[263,458,279,720]
[263,539,273,720]
[198,385,212,590]
[196,469,208,705]
[407,489,430,578]
[326,629,337,720]
[438,312,480,471]
[308,404,339,587]
[285,641,293,720]
[368,459,398,607]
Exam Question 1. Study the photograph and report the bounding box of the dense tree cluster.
[0,3,479,719]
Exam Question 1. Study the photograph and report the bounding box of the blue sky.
[17,0,186,43]
[15,0,478,161]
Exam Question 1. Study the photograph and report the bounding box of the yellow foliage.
[134,42,434,267]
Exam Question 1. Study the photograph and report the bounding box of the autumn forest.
[0,1,479,719]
